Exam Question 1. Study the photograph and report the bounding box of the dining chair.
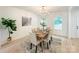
[43,32,52,49]
[20,41,29,53]
[30,32,41,53]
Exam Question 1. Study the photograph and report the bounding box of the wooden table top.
[35,31,48,41]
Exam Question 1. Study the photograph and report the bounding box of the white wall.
[0,7,39,44]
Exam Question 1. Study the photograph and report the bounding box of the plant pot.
[7,37,12,41]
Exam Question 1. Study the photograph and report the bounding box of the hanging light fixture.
[40,6,48,30]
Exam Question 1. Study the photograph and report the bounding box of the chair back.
[47,32,51,40]
[48,31,52,40]
[44,31,52,41]
[30,32,38,45]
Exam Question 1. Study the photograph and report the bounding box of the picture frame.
[22,16,32,26]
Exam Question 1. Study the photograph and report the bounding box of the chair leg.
[51,36,52,41]
[43,41,44,45]
[47,42,49,49]
[38,42,44,52]
[35,46,38,53]
[30,43,32,49]
[41,42,44,52]
[40,42,42,47]
[49,36,53,45]
[49,40,51,45]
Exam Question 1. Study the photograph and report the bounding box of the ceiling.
[14,6,70,15]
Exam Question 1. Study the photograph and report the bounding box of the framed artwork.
[22,16,32,26]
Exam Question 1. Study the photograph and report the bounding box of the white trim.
[68,7,72,39]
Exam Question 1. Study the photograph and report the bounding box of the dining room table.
[31,28,50,52]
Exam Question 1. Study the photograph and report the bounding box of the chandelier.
[40,6,49,17]
[40,6,48,30]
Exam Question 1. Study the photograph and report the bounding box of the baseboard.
[1,41,11,47]
[70,37,79,39]
[52,34,68,39]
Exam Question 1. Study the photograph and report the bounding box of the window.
[53,16,63,30]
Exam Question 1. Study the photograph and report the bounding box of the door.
[72,10,79,38]
[76,15,79,38]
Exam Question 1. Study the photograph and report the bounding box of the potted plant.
[1,17,17,41]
